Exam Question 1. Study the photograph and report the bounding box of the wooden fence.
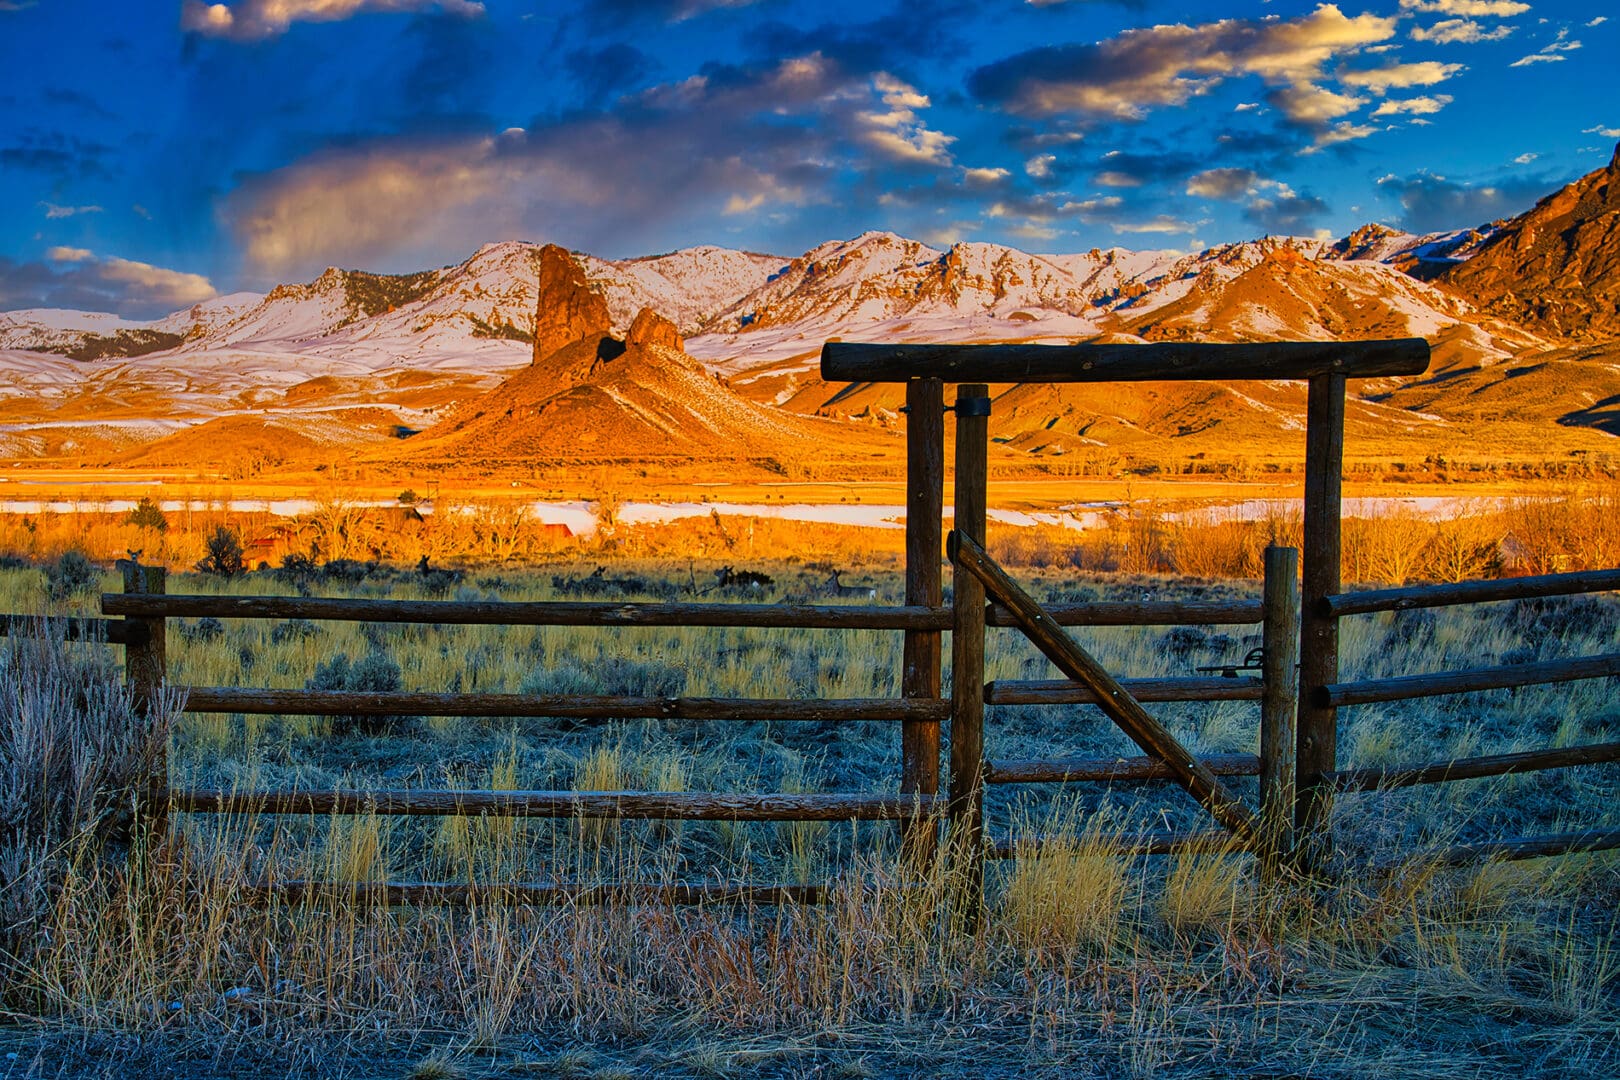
[74,553,1300,910]
[4,338,1618,912]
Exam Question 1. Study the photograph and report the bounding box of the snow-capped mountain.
[3,226,1497,372]
[3,146,1618,467]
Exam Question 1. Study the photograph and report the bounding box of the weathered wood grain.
[180,687,948,722]
[174,788,944,820]
[1326,741,1620,792]
[821,339,1430,383]
[1326,567,1620,617]
[1320,652,1620,706]
[984,753,1260,785]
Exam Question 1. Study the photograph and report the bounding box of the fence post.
[1295,372,1345,872]
[122,563,168,842]
[1259,545,1299,883]
[949,383,990,928]
[902,377,945,865]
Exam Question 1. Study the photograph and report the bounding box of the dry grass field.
[0,493,1616,1077]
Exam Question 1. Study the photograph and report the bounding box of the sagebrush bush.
[43,550,98,601]
[307,648,407,736]
[0,631,172,993]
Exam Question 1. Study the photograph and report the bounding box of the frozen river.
[0,493,1512,535]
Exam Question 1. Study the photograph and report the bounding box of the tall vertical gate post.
[1295,373,1345,871]
[122,563,169,842]
[1259,544,1300,883]
[948,383,990,927]
[902,378,945,864]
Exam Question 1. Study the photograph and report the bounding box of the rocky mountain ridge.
[1438,144,1620,340]
[3,144,1617,467]
[403,245,875,465]
[1,223,1486,365]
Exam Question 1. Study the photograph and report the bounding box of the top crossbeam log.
[820,339,1430,383]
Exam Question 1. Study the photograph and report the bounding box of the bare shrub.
[197,525,245,577]
[1506,483,1620,574]
[1419,511,1502,583]
[1169,511,1261,579]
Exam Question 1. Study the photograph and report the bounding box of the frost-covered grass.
[0,562,1616,1078]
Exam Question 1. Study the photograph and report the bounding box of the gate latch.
[1196,646,1265,678]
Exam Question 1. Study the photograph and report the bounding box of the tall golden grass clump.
[1001,809,1131,952]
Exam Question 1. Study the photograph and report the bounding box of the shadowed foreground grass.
[0,563,1616,1078]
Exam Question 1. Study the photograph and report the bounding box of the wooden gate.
[823,337,1620,915]
[821,340,1429,911]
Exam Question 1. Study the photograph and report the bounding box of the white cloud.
[41,202,103,219]
[1094,171,1142,187]
[970,5,1399,120]
[1511,28,1583,66]
[855,74,956,166]
[1411,18,1516,43]
[1186,167,1261,199]
[1583,123,1620,138]
[25,248,216,310]
[1308,119,1381,150]
[1339,60,1464,92]
[1234,101,1261,112]
[920,221,980,247]
[1399,0,1529,14]
[962,166,1011,186]
[1371,94,1454,116]
[1589,17,1608,28]
[1059,195,1124,213]
[1270,83,1367,123]
[1109,216,1199,235]
[97,258,218,305]
[1513,151,1538,164]
[182,0,484,41]
[1007,222,1060,241]
[221,52,956,277]
[1024,153,1055,179]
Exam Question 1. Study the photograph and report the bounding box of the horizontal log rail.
[107,594,940,630]
[180,687,948,723]
[0,614,149,646]
[103,593,1263,630]
[985,753,1260,785]
[1326,741,1620,792]
[989,830,1249,860]
[238,880,829,906]
[821,339,1430,384]
[986,675,1263,706]
[1320,652,1620,707]
[174,788,943,820]
[1409,828,1620,866]
[1326,567,1620,617]
[987,600,1262,627]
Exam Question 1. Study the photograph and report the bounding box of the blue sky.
[1,0,1615,317]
